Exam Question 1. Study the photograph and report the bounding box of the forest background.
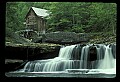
[6,2,117,44]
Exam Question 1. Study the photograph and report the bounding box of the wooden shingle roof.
[25,7,50,19]
[31,7,49,18]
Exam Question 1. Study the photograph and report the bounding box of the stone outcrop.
[5,42,61,72]
[88,32,116,44]
[5,42,61,60]
[33,32,90,44]
[5,59,25,72]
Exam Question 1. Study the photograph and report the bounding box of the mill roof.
[26,7,50,18]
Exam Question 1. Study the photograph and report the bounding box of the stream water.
[5,44,116,78]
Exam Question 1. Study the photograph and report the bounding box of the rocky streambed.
[5,42,61,72]
[5,32,116,72]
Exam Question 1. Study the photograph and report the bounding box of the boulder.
[5,42,61,60]
[42,32,89,44]
[5,59,25,72]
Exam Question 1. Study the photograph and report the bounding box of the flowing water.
[6,44,116,78]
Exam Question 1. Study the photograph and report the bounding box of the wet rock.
[88,32,116,44]
[5,59,24,72]
[35,32,89,44]
[88,45,97,61]
[5,59,24,64]
[5,42,61,60]
[66,69,90,74]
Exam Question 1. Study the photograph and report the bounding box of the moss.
[88,32,116,44]
[5,42,61,53]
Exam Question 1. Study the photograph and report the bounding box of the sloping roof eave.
[32,7,49,17]
[25,7,49,19]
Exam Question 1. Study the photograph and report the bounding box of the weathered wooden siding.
[26,9,46,34]
[37,17,46,34]
[26,9,37,31]
[37,18,40,33]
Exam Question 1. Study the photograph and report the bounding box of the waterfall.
[21,44,116,73]
[97,45,116,69]
[79,45,89,69]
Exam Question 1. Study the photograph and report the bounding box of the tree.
[6,2,18,31]
[6,2,117,34]
[84,3,117,33]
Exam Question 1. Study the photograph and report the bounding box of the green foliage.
[6,2,34,32]
[6,2,117,34]
[6,27,30,43]
[71,25,84,33]
[84,3,117,33]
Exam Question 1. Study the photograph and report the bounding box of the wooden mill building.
[24,7,49,36]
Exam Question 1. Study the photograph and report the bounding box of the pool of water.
[5,71,116,78]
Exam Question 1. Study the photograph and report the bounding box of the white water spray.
[20,44,116,74]
[98,45,115,69]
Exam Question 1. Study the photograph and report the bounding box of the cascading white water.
[22,45,77,72]
[80,45,89,69]
[97,45,116,69]
[90,44,116,74]
[20,44,116,74]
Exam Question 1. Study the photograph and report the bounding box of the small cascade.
[20,44,116,73]
[79,45,89,69]
[97,45,116,69]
